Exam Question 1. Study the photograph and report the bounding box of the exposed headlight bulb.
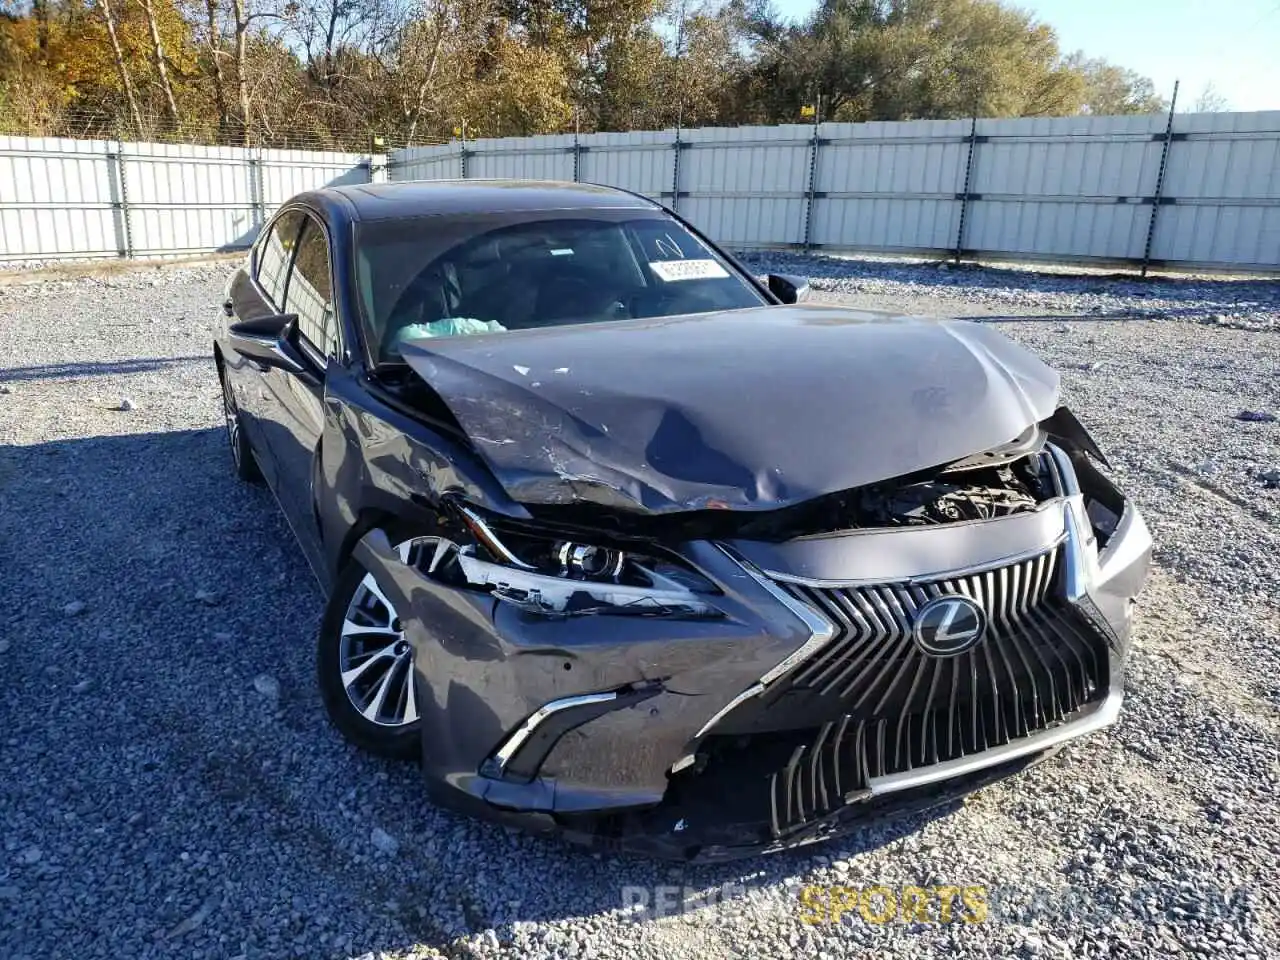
[556,541,625,580]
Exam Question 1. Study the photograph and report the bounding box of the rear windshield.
[353,212,767,364]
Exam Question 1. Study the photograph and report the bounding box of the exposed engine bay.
[710,450,1057,542]
[850,461,1050,527]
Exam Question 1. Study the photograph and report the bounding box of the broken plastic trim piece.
[1043,406,1110,467]
[456,547,720,619]
[456,504,535,569]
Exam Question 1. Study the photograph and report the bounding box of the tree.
[0,0,1176,144]
[202,0,230,137]
[99,0,145,134]
[140,0,182,127]
[1067,53,1167,115]
[1193,82,1229,113]
[887,0,1084,119]
[729,0,1087,124]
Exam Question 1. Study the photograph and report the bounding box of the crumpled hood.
[398,305,1060,514]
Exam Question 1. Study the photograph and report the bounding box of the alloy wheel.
[221,375,243,470]
[337,537,452,728]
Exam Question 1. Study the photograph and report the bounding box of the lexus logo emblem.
[912,595,987,657]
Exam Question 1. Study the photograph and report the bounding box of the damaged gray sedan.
[214,180,1152,860]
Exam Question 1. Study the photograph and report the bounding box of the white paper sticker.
[649,259,730,282]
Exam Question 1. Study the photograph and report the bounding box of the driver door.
[261,213,340,573]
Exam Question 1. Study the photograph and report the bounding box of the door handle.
[223,299,235,317]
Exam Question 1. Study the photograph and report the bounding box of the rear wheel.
[318,529,452,760]
[220,369,261,483]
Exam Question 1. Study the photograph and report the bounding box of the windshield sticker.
[550,248,574,256]
[650,259,730,282]
[654,236,685,258]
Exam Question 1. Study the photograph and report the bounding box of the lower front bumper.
[433,738,1072,863]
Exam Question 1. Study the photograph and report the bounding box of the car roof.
[305,180,660,222]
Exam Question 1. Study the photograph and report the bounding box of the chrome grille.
[741,545,1110,837]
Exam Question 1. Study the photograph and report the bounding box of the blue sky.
[769,0,1280,111]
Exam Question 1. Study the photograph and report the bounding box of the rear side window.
[255,211,305,308]
[286,217,338,359]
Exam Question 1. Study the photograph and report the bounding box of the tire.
[317,526,445,761]
[220,368,261,483]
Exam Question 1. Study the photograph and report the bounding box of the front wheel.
[317,532,447,760]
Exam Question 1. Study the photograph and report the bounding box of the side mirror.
[766,273,811,304]
[228,313,307,376]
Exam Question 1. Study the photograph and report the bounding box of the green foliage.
[1066,53,1169,115]
[0,0,1175,146]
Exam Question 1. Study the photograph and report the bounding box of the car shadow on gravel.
[0,425,965,956]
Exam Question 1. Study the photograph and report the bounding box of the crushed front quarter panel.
[350,529,819,812]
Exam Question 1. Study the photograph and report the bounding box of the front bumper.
[355,445,1152,860]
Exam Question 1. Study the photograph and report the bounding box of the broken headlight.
[452,505,719,618]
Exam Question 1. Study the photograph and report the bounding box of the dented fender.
[350,528,818,810]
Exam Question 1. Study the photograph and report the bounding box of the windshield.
[354,212,767,364]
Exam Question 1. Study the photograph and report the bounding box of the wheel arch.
[330,502,446,583]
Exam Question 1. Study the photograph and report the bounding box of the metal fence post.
[1141,81,1180,277]
[801,96,823,251]
[670,127,683,213]
[572,108,581,182]
[106,136,134,258]
[247,149,266,230]
[953,116,979,264]
[459,120,468,179]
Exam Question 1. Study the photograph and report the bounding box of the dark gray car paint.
[215,182,1150,859]
[351,529,818,812]
[726,497,1070,584]
[399,305,1061,515]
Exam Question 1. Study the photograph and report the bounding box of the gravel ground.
[1,256,1277,960]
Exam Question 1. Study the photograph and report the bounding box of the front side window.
[354,213,766,364]
[255,210,305,309]
[286,217,338,359]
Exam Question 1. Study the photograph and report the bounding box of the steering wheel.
[629,286,716,319]
[531,273,627,326]
[386,266,461,332]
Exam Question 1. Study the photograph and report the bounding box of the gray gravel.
[1,256,1277,959]
[742,251,1280,331]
